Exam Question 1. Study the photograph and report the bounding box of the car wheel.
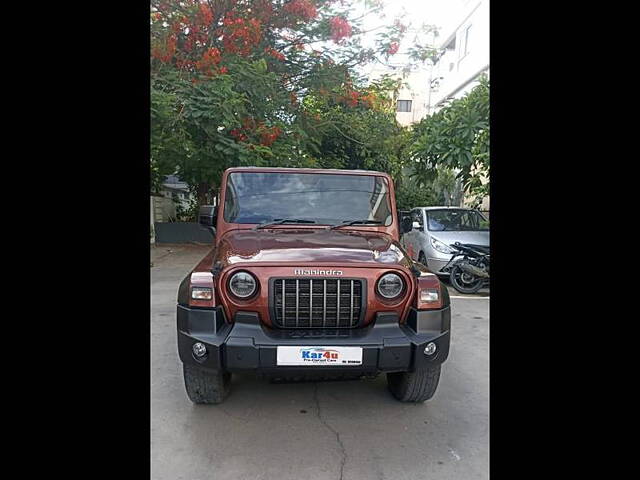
[387,365,441,402]
[183,364,231,404]
[418,252,428,268]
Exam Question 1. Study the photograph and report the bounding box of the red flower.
[230,129,248,142]
[347,91,359,107]
[197,4,214,26]
[329,17,352,43]
[259,126,282,146]
[284,0,318,21]
[221,16,262,56]
[265,47,286,61]
[219,66,228,74]
[394,20,407,33]
[388,42,399,55]
[151,34,177,63]
[195,48,222,75]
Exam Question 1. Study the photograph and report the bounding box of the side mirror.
[198,205,217,235]
[401,216,413,234]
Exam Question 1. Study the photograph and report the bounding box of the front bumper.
[177,305,450,375]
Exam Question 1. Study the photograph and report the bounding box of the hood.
[215,228,412,268]
[427,230,489,248]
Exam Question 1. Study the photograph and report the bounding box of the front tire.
[387,365,441,402]
[418,252,428,268]
[183,364,231,404]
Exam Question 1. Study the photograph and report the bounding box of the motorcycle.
[443,242,490,294]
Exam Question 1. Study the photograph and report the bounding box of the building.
[366,1,490,211]
[160,174,196,215]
[151,175,195,226]
[366,0,489,123]
[391,67,431,127]
[427,0,490,211]
[366,53,433,128]
[427,0,489,114]
[161,175,191,206]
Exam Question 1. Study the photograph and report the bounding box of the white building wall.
[366,64,431,127]
[429,0,489,112]
[395,69,430,127]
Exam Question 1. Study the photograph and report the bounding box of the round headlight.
[377,273,404,299]
[228,271,257,298]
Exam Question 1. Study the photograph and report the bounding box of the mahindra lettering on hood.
[293,269,343,276]
[177,167,452,404]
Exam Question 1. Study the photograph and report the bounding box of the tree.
[395,181,437,211]
[299,75,411,176]
[410,75,489,205]
[432,167,464,206]
[150,1,437,202]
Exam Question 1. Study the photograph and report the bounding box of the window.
[426,209,489,232]
[223,172,393,226]
[397,100,412,112]
[460,25,472,59]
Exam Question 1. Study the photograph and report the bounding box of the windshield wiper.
[329,219,383,230]
[253,218,317,230]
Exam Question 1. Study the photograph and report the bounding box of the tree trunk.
[196,182,211,205]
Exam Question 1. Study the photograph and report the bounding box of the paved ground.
[151,244,489,480]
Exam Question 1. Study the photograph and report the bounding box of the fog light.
[191,287,213,300]
[424,342,437,356]
[192,342,207,358]
[420,288,439,302]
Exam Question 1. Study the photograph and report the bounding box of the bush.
[395,182,438,211]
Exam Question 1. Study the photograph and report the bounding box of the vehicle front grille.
[272,278,364,328]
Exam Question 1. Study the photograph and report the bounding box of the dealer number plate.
[276,346,363,366]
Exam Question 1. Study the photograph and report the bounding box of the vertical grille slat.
[295,279,299,327]
[273,278,363,329]
[336,279,341,327]
[309,279,313,327]
[323,279,327,328]
[350,281,354,325]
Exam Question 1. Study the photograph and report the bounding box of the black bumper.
[177,305,450,375]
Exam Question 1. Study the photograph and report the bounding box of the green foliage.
[150,1,438,204]
[411,75,490,200]
[432,167,463,206]
[298,75,411,180]
[395,182,438,211]
[174,194,199,222]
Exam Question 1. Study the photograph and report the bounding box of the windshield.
[223,172,393,226]
[426,209,489,231]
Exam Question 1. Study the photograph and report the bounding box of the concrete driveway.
[151,244,488,480]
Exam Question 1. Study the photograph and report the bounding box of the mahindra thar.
[177,167,451,404]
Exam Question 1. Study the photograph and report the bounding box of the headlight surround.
[228,271,257,299]
[430,236,453,254]
[377,272,404,299]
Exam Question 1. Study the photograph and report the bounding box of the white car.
[401,207,490,278]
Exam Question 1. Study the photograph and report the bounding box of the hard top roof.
[224,166,390,177]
